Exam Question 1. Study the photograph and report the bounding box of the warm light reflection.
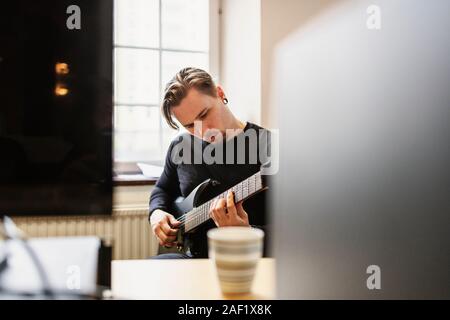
[55,62,69,75]
[55,84,69,96]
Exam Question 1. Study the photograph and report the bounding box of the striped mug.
[207,226,264,294]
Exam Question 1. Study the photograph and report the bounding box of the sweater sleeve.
[148,140,182,221]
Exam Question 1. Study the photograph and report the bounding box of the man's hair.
[161,67,217,129]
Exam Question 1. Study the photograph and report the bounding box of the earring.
[223,98,228,104]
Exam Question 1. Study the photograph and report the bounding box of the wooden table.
[111,258,275,300]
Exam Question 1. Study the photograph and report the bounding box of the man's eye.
[200,111,208,119]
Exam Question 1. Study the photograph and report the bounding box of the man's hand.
[150,209,181,247]
[209,191,250,227]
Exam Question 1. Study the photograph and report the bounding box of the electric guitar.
[170,170,268,255]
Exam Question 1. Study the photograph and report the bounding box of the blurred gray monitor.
[0,236,103,297]
[273,0,450,299]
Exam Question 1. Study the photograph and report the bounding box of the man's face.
[171,88,228,143]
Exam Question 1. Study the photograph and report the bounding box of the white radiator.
[11,207,158,260]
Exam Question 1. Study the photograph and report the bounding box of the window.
[113,0,219,167]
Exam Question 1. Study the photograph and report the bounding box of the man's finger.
[167,235,176,242]
[213,208,225,225]
[161,234,177,244]
[160,221,178,236]
[163,240,178,248]
[151,223,160,235]
[210,210,219,227]
[215,198,226,210]
[210,198,218,212]
[156,228,176,243]
[226,191,237,218]
[215,198,228,221]
[155,228,165,243]
[236,201,247,219]
[168,215,181,228]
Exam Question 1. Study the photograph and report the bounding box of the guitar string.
[176,193,225,226]
[175,192,225,224]
[176,177,252,226]
[177,172,261,227]
[175,182,252,228]
[175,173,261,229]
[175,172,260,227]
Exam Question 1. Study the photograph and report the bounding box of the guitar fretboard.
[182,171,264,232]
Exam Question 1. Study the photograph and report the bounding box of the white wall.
[261,0,338,129]
[219,0,337,130]
[113,185,153,209]
[219,0,261,125]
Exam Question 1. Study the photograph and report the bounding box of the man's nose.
[193,122,205,136]
[201,123,211,137]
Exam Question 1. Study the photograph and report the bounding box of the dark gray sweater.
[149,122,271,257]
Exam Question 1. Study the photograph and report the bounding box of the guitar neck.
[183,171,265,233]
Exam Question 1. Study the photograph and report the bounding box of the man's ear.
[216,85,225,100]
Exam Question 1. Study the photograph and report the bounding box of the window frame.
[113,0,220,176]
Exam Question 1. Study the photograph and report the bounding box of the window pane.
[114,106,162,162]
[162,125,179,150]
[161,51,209,89]
[114,0,214,164]
[115,131,161,162]
[115,48,159,105]
[114,106,160,132]
[161,0,209,51]
[114,0,159,47]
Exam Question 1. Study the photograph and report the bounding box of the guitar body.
[172,179,219,217]
[165,171,268,257]
[170,178,220,255]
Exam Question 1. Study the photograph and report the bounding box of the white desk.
[112,258,275,300]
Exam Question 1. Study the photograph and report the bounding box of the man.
[149,67,271,259]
